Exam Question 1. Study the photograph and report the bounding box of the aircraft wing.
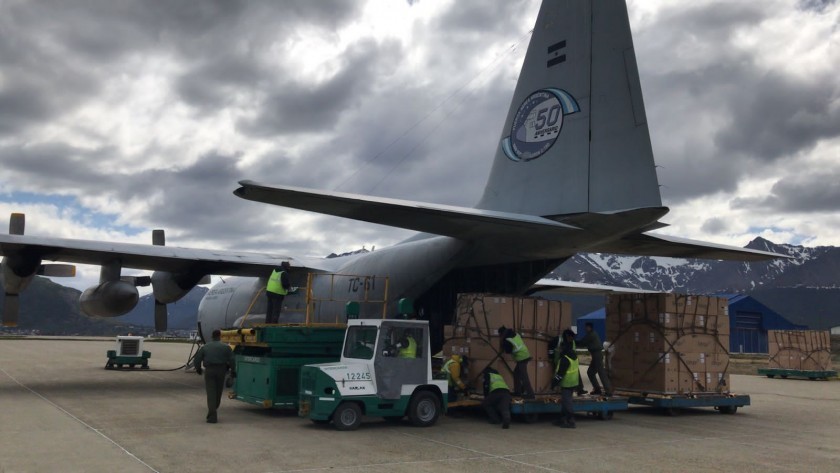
[0,234,324,276]
[590,233,787,261]
[530,279,657,295]
[234,180,580,240]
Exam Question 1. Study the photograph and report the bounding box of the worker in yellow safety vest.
[441,354,468,398]
[498,325,534,398]
[396,331,417,358]
[552,329,581,428]
[482,366,511,429]
[265,261,291,324]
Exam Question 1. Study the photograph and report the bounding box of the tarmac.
[1,339,838,473]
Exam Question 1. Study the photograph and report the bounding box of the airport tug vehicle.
[223,273,390,410]
[299,318,447,431]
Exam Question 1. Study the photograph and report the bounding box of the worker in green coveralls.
[577,322,613,396]
[194,329,235,423]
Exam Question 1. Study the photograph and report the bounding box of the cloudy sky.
[1,0,838,291]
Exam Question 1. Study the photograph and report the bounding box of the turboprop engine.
[79,280,139,317]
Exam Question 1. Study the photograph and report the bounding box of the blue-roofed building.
[577,308,606,342]
[721,294,806,354]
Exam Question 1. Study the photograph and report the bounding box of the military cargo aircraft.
[0,0,781,343]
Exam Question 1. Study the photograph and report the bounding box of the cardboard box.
[443,325,454,339]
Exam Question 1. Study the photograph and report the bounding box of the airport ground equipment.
[225,273,390,410]
[299,319,448,431]
[105,336,151,369]
[224,325,346,409]
[447,393,628,422]
[615,390,750,415]
[758,368,837,380]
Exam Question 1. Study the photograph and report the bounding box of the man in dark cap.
[265,261,291,324]
[194,329,235,423]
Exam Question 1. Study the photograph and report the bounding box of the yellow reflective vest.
[266,270,288,295]
[398,336,417,358]
[442,356,465,389]
[559,355,581,389]
[488,372,510,392]
[507,333,531,362]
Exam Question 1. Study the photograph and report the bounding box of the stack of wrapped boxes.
[768,330,832,371]
[442,293,572,394]
[606,294,731,395]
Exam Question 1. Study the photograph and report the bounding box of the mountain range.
[546,237,840,329]
[2,238,838,334]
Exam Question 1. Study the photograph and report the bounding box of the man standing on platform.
[265,261,291,324]
[578,322,612,396]
[498,325,535,398]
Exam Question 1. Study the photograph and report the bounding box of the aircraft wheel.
[599,411,614,420]
[334,402,362,431]
[522,412,540,424]
[408,391,440,427]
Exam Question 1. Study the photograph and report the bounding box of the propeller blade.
[152,229,165,246]
[2,293,20,327]
[154,301,168,332]
[9,213,25,235]
[38,264,77,277]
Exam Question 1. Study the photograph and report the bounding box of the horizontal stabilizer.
[590,233,788,261]
[234,180,580,241]
[530,279,657,295]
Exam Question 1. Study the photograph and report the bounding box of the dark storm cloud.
[175,55,267,110]
[798,0,836,12]
[237,39,403,137]
[732,170,840,213]
[0,0,364,136]
[635,1,840,205]
[436,0,533,35]
[700,217,729,234]
[0,143,117,189]
[0,83,54,136]
[713,72,840,163]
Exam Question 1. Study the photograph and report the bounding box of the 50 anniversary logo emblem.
[501,88,580,162]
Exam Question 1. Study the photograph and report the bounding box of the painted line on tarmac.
[269,454,492,473]
[0,366,160,473]
[400,431,568,473]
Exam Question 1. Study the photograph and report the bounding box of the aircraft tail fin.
[478,0,661,217]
